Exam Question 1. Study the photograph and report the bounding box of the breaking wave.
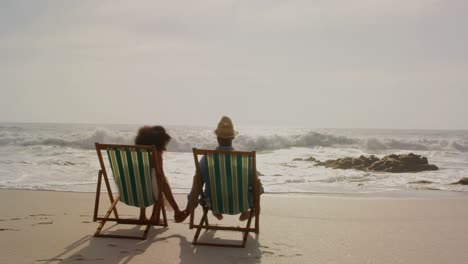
[362,137,468,152]
[0,128,134,149]
[1,125,467,153]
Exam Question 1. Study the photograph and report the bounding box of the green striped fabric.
[107,148,156,208]
[205,153,252,215]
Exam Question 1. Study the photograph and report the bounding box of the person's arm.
[156,152,180,212]
[185,156,206,210]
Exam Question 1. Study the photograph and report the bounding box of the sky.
[1,0,467,129]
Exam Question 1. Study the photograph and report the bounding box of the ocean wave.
[233,131,357,151]
[37,160,85,166]
[363,137,429,151]
[317,174,373,183]
[0,127,133,150]
[1,125,467,153]
[284,179,306,183]
[452,142,468,152]
[361,137,468,152]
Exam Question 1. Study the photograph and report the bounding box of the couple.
[135,116,254,223]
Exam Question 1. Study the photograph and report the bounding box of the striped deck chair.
[189,148,261,247]
[93,143,167,240]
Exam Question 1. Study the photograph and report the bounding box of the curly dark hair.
[135,126,171,151]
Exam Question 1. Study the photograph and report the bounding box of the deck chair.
[93,143,167,240]
[189,148,261,247]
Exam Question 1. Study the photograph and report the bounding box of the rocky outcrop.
[314,153,438,173]
[293,157,319,162]
[408,180,433,184]
[315,155,379,171]
[450,177,468,185]
[304,157,318,162]
[368,153,438,173]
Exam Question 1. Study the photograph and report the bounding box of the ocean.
[1,123,467,194]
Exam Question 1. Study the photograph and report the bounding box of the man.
[176,116,257,223]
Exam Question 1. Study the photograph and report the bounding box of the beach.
[3,0,468,262]
[1,190,468,264]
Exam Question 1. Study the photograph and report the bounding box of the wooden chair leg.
[189,175,201,230]
[189,204,195,230]
[242,210,254,247]
[149,202,159,225]
[203,207,210,228]
[255,208,260,234]
[142,223,152,240]
[254,179,261,234]
[95,199,167,240]
[193,209,208,245]
[102,170,119,219]
[94,195,120,237]
[161,200,168,226]
[93,170,103,222]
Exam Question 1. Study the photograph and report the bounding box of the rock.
[304,157,318,162]
[413,186,440,191]
[450,177,468,185]
[368,153,438,173]
[293,157,319,162]
[408,180,433,184]
[315,153,438,173]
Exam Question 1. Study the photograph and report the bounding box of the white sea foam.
[0,123,467,194]
[1,124,467,154]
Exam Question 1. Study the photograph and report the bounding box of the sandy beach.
[2,0,468,263]
[1,190,467,264]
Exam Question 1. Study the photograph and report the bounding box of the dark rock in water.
[368,153,438,173]
[293,156,319,162]
[304,157,318,162]
[413,186,440,191]
[408,180,433,184]
[315,155,378,170]
[450,177,468,185]
[458,178,468,185]
[315,153,438,173]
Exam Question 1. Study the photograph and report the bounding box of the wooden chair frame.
[93,143,168,240]
[189,148,261,247]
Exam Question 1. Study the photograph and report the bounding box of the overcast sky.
[1,0,467,129]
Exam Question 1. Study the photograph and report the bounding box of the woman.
[135,125,188,223]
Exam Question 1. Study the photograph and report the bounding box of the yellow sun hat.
[214,116,239,139]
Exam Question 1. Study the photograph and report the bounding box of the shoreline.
[2,187,468,199]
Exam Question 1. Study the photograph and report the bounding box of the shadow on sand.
[37,224,262,264]
[178,230,262,264]
[36,223,169,263]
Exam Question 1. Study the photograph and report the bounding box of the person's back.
[135,125,186,222]
[182,116,261,222]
